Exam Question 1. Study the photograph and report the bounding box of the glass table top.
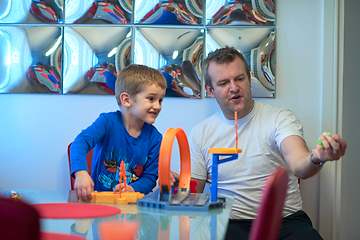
[0,189,233,240]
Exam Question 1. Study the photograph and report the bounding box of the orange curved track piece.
[158,128,191,193]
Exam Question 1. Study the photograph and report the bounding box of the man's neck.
[223,100,255,120]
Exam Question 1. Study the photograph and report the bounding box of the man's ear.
[120,92,131,107]
[249,72,252,87]
[205,84,215,98]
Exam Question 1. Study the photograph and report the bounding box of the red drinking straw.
[235,111,238,149]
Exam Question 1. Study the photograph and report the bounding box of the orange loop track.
[158,128,191,194]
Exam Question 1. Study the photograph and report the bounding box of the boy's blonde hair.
[115,64,167,106]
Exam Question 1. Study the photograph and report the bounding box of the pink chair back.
[248,167,289,240]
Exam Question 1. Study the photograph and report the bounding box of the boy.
[103,63,117,91]
[70,64,167,201]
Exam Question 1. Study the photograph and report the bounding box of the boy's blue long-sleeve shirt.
[70,111,162,194]
[103,71,116,91]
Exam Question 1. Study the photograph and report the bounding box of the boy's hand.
[74,170,94,201]
[171,170,179,187]
[113,183,135,193]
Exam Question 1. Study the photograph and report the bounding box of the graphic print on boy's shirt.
[97,148,146,191]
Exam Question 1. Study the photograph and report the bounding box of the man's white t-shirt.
[189,101,303,219]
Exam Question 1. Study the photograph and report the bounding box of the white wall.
[0,0,324,231]
[338,0,360,239]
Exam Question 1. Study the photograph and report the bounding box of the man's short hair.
[203,46,250,89]
[164,65,173,74]
[115,64,167,106]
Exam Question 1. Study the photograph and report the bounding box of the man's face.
[206,56,253,120]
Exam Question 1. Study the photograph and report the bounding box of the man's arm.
[191,177,206,193]
[280,134,347,179]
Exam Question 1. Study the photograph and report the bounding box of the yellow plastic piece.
[93,191,117,204]
[81,191,144,204]
[208,148,242,154]
[115,192,144,204]
[116,198,128,204]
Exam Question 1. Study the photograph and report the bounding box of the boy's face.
[130,84,166,124]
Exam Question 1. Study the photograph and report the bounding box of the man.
[189,46,346,239]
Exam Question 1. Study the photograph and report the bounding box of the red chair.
[0,197,40,240]
[248,167,289,240]
[67,142,93,190]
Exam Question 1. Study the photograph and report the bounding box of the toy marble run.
[138,111,242,211]
[83,161,144,204]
